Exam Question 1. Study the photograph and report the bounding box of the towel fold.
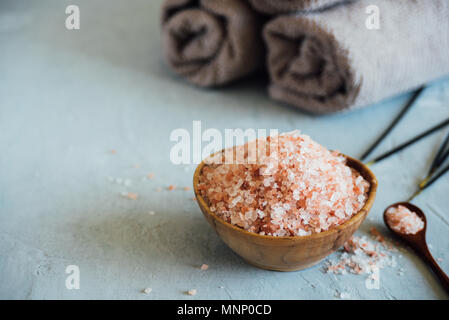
[161,0,264,87]
[248,0,344,14]
[263,0,449,113]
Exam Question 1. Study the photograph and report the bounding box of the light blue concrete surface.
[1,0,448,300]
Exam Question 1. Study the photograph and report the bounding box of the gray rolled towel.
[161,0,264,87]
[264,0,449,113]
[248,0,345,14]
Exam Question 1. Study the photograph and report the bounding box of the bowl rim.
[193,153,378,242]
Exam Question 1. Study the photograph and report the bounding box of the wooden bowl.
[193,154,378,271]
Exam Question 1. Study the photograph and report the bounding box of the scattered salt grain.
[148,211,155,215]
[200,264,209,270]
[325,234,397,277]
[124,179,132,187]
[369,227,384,243]
[336,291,351,299]
[198,131,369,237]
[385,205,424,235]
[121,192,138,200]
[143,288,152,294]
[187,289,197,296]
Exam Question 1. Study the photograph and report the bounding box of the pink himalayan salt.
[369,227,385,243]
[325,235,397,276]
[198,131,370,237]
[121,192,138,200]
[187,289,197,296]
[386,205,424,235]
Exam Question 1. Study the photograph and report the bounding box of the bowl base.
[242,257,324,272]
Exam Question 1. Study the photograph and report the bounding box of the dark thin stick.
[428,130,449,175]
[367,117,449,165]
[421,162,449,191]
[436,148,449,169]
[418,130,449,188]
[360,87,425,161]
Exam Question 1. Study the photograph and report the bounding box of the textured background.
[1,0,448,299]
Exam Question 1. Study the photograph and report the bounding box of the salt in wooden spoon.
[383,202,449,294]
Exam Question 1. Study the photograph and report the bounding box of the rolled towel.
[161,0,264,87]
[264,0,449,113]
[248,0,345,15]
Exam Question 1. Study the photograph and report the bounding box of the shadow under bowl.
[193,154,378,271]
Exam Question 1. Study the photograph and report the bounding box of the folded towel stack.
[161,0,264,87]
[161,0,449,113]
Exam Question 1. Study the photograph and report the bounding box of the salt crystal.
[338,292,351,299]
[369,227,384,243]
[187,289,197,296]
[121,192,138,200]
[143,288,152,294]
[148,211,155,215]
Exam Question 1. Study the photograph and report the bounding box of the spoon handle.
[416,243,449,294]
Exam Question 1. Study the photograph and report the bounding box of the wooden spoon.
[383,202,449,293]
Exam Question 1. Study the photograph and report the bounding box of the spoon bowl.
[383,202,449,293]
[193,154,378,271]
